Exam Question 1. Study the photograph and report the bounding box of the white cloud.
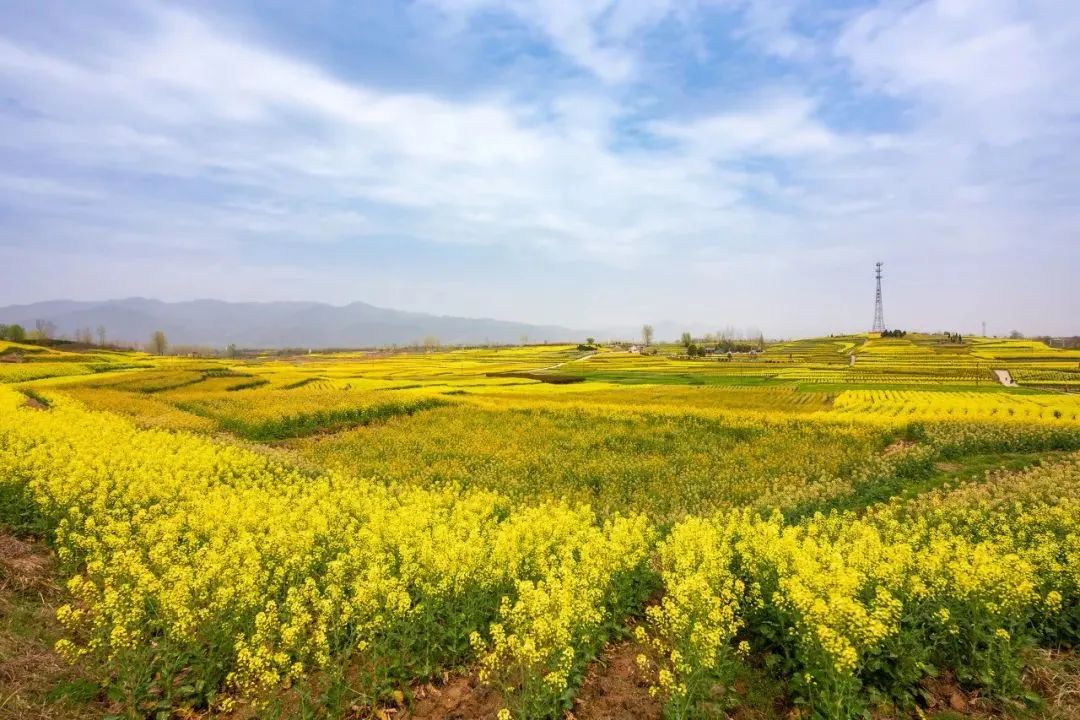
[1,4,844,267]
[1,1,1078,333]
[651,92,843,158]
[836,0,1080,145]
[728,0,817,60]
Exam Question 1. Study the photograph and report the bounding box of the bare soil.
[22,395,48,411]
[402,674,502,720]
[882,439,917,457]
[918,671,995,716]
[571,641,661,720]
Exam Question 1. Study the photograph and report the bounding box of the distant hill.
[0,298,597,348]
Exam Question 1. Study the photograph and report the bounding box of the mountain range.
[0,298,613,348]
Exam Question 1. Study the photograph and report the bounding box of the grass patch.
[17,387,52,409]
[796,382,1048,394]
[137,375,208,394]
[212,397,449,441]
[0,482,52,537]
[565,370,783,387]
[282,376,325,390]
[225,378,270,392]
[813,450,1070,517]
[486,371,585,384]
[85,362,153,373]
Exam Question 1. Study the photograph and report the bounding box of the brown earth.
[22,395,48,411]
[882,439,916,457]
[918,671,994,716]
[571,642,661,720]
[401,674,503,720]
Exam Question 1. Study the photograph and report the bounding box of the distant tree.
[423,335,440,350]
[150,330,168,355]
[33,319,56,340]
[586,337,595,345]
[1009,330,1024,339]
[642,324,654,347]
[757,333,765,351]
[680,332,692,349]
[0,324,7,341]
[97,325,107,346]
[226,343,239,359]
[7,324,26,342]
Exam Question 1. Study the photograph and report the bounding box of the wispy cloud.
[423,0,688,83]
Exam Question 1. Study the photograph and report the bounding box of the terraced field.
[2,334,1080,720]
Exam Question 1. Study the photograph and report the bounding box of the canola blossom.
[637,456,1080,718]
[0,387,651,716]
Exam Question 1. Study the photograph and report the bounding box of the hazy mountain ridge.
[0,298,598,348]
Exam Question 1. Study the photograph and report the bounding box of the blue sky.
[1,0,1078,336]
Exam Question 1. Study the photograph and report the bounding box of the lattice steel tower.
[872,261,886,333]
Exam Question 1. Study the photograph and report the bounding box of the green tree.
[150,330,168,356]
[7,324,26,342]
[680,332,692,348]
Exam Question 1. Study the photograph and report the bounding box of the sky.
[1,0,1078,337]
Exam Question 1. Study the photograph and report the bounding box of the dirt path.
[993,369,1018,387]
[540,353,596,372]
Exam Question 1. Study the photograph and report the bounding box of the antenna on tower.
[872,262,886,333]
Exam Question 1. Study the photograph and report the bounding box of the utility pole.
[982,320,986,338]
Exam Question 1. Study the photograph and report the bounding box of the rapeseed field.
[3,335,1080,719]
